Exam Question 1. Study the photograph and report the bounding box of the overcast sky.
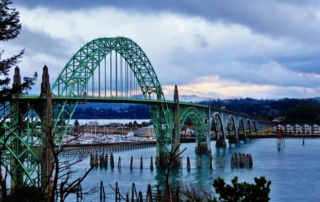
[2,0,320,100]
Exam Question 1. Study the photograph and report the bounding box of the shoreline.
[246,133,320,138]
[180,134,320,143]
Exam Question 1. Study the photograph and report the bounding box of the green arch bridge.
[0,37,271,189]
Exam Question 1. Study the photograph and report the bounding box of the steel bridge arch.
[180,107,207,144]
[50,37,174,148]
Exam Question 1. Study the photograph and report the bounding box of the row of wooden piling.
[91,153,251,170]
[90,153,154,169]
[99,181,180,201]
[231,153,253,168]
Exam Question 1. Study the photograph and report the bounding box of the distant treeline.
[199,97,320,123]
[72,104,151,119]
[72,97,320,124]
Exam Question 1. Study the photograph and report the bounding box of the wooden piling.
[210,154,213,169]
[110,153,114,169]
[140,156,143,170]
[118,156,121,169]
[187,156,190,170]
[115,182,119,201]
[105,153,108,167]
[132,182,137,201]
[100,181,106,199]
[147,183,153,201]
[150,156,153,170]
[90,153,93,166]
[130,156,133,169]
[138,190,143,202]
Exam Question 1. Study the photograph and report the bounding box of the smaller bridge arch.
[210,112,226,147]
[180,106,208,153]
[226,115,238,143]
[237,117,246,140]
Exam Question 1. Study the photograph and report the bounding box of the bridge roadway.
[13,94,261,120]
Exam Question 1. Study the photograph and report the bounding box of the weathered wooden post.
[105,153,108,167]
[118,156,121,169]
[140,156,143,170]
[100,181,106,199]
[110,153,114,169]
[150,156,154,170]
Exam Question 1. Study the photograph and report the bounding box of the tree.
[47,133,97,202]
[0,0,37,200]
[212,176,271,202]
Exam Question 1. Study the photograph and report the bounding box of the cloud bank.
[1,0,319,100]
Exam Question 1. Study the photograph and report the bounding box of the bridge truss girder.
[0,100,41,188]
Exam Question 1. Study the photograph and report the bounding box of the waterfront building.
[312,124,320,133]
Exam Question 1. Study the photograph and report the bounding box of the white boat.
[79,138,94,144]
[126,131,134,137]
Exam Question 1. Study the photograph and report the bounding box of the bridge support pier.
[195,145,211,153]
[39,65,53,194]
[10,67,24,190]
[155,85,181,167]
[216,133,227,147]
[228,135,239,144]
[238,134,247,140]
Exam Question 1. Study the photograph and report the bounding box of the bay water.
[68,138,320,201]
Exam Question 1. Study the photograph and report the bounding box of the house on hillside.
[294,124,303,133]
[303,124,312,134]
[285,124,294,133]
[274,124,284,132]
[312,124,320,134]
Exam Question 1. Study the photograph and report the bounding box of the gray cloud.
[14,0,320,45]
[14,27,70,60]
[8,0,320,99]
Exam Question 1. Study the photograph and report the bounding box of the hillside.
[71,97,320,123]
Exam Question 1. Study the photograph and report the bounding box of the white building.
[312,124,320,134]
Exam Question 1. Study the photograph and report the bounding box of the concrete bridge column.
[206,108,212,151]
[228,116,239,144]
[10,67,24,189]
[173,85,180,163]
[39,65,53,194]
[216,112,227,147]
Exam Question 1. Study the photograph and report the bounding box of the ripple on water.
[67,138,320,201]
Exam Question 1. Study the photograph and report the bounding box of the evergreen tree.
[0,1,37,199]
[212,176,271,202]
[0,0,37,98]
